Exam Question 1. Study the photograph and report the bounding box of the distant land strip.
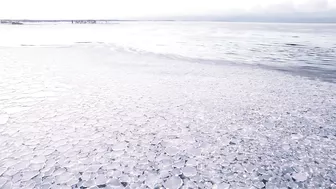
[0,19,178,25]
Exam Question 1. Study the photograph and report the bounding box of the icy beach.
[0,22,336,189]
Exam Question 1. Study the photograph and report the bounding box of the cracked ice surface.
[0,46,336,189]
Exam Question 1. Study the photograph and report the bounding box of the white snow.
[0,114,9,124]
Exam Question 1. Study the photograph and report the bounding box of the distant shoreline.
[0,20,125,24]
[1,19,336,24]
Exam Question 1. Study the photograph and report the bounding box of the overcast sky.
[1,0,336,21]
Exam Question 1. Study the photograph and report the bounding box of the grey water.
[0,22,335,82]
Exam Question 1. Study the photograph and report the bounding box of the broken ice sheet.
[292,172,309,182]
[55,172,75,184]
[145,173,160,188]
[182,166,197,177]
[164,176,183,189]
[0,177,9,188]
[112,142,128,151]
[173,160,185,169]
[108,178,122,187]
[31,155,47,164]
[21,170,39,181]
[94,175,108,185]
[1,25,336,189]
[165,146,179,156]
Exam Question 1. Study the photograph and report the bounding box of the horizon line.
[1,19,336,24]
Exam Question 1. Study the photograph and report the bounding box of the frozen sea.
[0,22,336,189]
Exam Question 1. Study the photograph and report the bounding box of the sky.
[0,0,336,22]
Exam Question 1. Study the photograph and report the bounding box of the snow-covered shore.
[0,45,335,189]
